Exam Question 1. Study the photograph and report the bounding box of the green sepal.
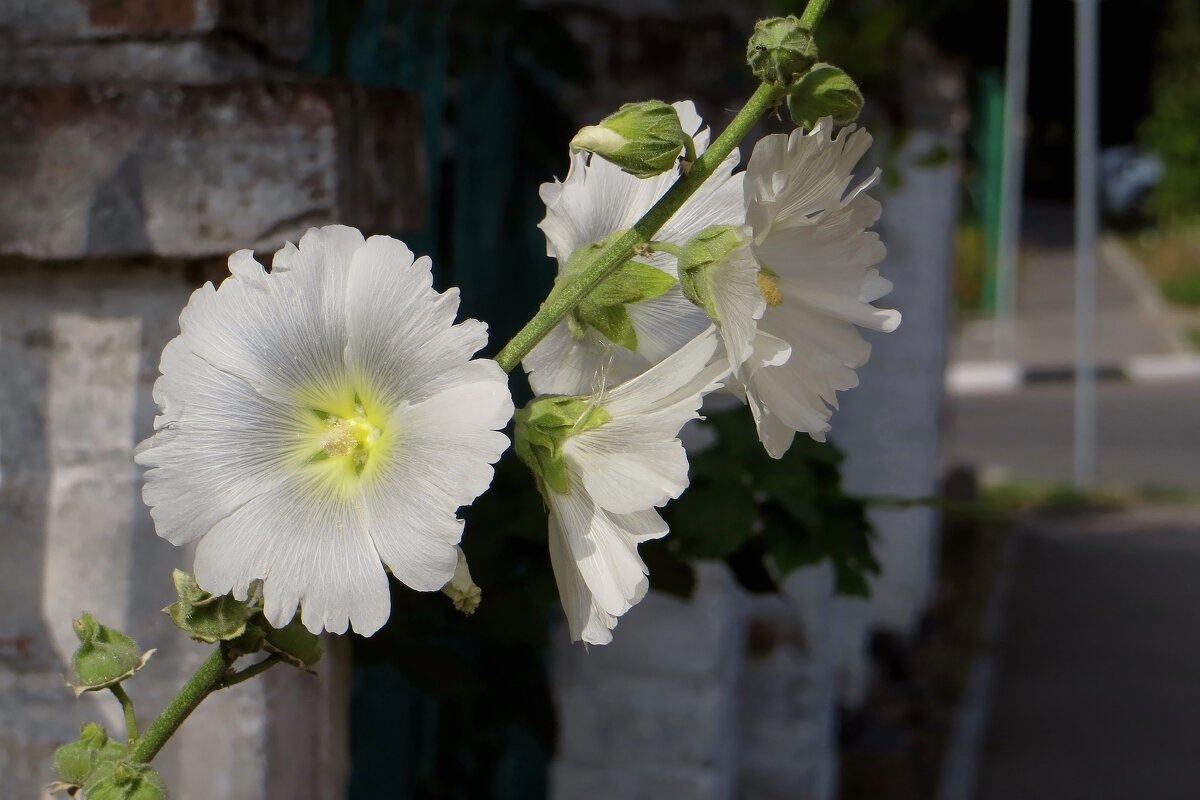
[81,760,167,800]
[677,225,747,322]
[787,63,864,129]
[555,232,677,350]
[515,396,611,495]
[52,722,126,789]
[262,614,323,670]
[747,16,819,89]
[571,100,695,178]
[67,614,154,696]
[164,570,256,645]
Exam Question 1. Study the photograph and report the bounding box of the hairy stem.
[128,645,232,764]
[494,82,782,373]
[800,0,833,31]
[110,685,138,744]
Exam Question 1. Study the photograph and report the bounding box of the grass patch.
[1124,226,1200,308]
[1161,273,1200,307]
[1187,327,1200,351]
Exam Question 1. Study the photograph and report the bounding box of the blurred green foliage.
[1141,0,1200,225]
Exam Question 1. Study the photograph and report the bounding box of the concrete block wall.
[0,2,423,796]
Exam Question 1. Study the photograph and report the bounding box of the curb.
[946,354,1200,396]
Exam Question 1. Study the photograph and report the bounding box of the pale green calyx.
[555,230,677,350]
[82,760,167,800]
[165,570,256,645]
[747,16,818,89]
[262,613,323,670]
[787,63,864,129]
[515,396,611,495]
[67,614,154,696]
[52,722,126,790]
[677,225,748,322]
[570,100,696,178]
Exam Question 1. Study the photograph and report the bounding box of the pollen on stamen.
[756,269,784,308]
[320,420,359,458]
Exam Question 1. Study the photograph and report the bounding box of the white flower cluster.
[136,102,896,644]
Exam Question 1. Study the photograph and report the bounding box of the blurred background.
[1,0,1197,798]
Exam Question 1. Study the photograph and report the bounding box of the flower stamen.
[757,268,784,308]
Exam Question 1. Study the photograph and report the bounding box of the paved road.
[975,509,1200,799]
[945,379,1200,490]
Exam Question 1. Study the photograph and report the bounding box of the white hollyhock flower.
[736,119,900,457]
[135,226,513,636]
[524,101,743,396]
[516,328,729,644]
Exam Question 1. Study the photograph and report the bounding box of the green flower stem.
[128,645,233,764]
[218,654,283,690]
[110,684,138,744]
[647,240,683,257]
[800,0,832,31]
[493,80,785,373]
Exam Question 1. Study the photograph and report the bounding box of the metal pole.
[1074,0,1099,487]
[994,0,1031,359]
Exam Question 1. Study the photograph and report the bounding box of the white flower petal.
[524,321,652,397]
[624,288,711,363]
[546,481,652,620]
[602,326,729,416]
[547,513,615,645]
[178,225,364,403]
[708,243,767,371]
[136,339,303,546]
[365,376,512,591]
[193,475,389,636]
[566,429,689,514]
[345,235,493,407]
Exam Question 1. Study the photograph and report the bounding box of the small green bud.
[571,100,696,178]
[164,570,256,645]
[747,16,819,88]
[515,396,611,495]
[262,614,322,669]
[441,547,482,615]
[82,760,167,800]
[787,63,864,129]
[53,723,126,788]
[68,614,154,696]
[677,225,750,322]
[554,231,677,350]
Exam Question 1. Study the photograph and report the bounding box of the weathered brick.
[0,83,423,259]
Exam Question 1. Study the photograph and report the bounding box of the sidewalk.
[948,204,1199,393]
[974,509,1200,799]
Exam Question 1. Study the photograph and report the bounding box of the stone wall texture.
[0,1,422,797]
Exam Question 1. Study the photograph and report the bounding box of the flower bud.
[747,16,819,89]
[515,396,611,495]
[441,547,482,615]
[164,569,255,645]
[570,100,696,179]
[53,723,126,788]
[786,63,864,129]
[68,614,154,696]
[81,761,167,800]
[263,614,322,669]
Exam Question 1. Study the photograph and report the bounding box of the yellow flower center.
[304,394,386,482]
[756,269,784,308]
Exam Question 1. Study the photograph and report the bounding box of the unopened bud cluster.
[746,15,864,129]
